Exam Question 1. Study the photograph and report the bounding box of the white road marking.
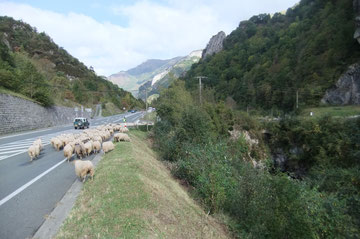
[0,151,28,161]
[0,142,47,150]
[0,143,51,152]
[0,129,75,161]
[0,149,26,155]
[0,157,69,207]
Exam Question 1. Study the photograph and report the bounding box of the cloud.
[0,0,299,76]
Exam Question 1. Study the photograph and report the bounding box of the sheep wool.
[28,145,37,162]
[33,143,41,157]
[93,141,101,154]
[34,138,42,150]
[74,160,94,182]
[120,127,129,133]
[64,144,74,162]
[74,143,85,159]
[102,141,114,154]
[84,141,93,156]
[114,133,131,142]
[53,138,62,151]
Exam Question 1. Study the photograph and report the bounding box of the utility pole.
[195,76,207,105]
[145,88,148,132]
[296,90,299,109]
[30,75,33,98]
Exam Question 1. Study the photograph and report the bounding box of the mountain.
[108,51,202,100]
[138,50,203,101]
[107,71,138,94]
[108,57,182,97]
[183,0,360,112]
[0,16,143,110]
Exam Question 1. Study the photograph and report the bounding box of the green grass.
[56,130,229,238]
[300,105,360,118]
[0,87,40,104]
[56,137,151,238]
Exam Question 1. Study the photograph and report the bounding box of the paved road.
[0,111,144,239]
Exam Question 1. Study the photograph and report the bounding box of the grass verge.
[56,130,228,239]
[300,105,360,118]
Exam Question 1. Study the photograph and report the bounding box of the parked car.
[74,117,90,129]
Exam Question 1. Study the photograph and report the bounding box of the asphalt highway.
[0,111,144,239]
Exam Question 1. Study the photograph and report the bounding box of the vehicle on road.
[74,117,90,129]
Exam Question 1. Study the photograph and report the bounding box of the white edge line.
[0,157,69,207]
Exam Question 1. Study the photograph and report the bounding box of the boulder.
[321,63,360,105]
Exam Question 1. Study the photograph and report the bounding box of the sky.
[0,0,299,76]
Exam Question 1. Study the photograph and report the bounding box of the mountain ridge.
[0,16,143,110]
[108,50,202,99]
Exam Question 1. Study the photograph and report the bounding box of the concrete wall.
[0,94,90,135]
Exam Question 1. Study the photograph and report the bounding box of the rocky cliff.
[322,2,360,105]
[321,63,360,105]
[201,31,226,59]
[354,0,360,43]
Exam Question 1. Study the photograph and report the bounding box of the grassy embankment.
[300,105,360,118]
[56,130,228,239]
[0,87,39,103]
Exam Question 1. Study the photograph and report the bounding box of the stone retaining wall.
[0,94,90,135]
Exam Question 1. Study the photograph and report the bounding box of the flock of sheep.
[27,124,131,182]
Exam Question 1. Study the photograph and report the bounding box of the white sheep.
[74,160,94,182]
[50,137,57,148]
[94,135,102,144]
[114,133,131,142]
[93,141,101,154]
[34,138,42,150]
[33,143,41,156]
[120,127,129,133]
[84,140,93,156]
[28,142,41,162]
[64,144,74,162]
[102,141,114,154]
[52,138,63,151]
[28,145,37,162]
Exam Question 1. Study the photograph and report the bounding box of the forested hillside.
[184,0,360,112]
[153,0,360,237]
[0,16,143,109]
